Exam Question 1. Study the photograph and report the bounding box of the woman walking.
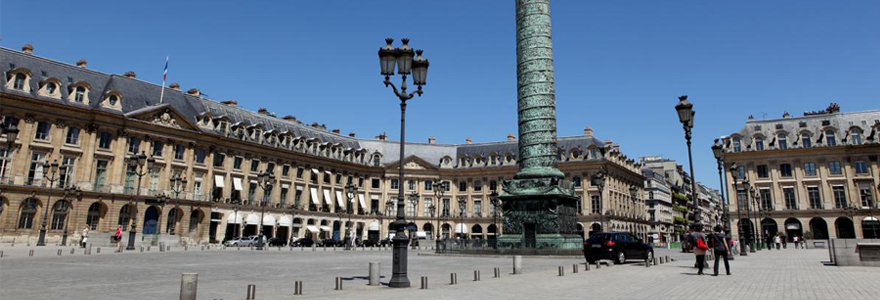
[711,225,731,276]
[690,224,708,275]
[115,225,124,253]
[774,234,782,250]
[81,226,89,248]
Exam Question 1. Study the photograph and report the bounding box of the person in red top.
[115,225,124,253]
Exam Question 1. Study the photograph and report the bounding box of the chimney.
[220,100,237,107]
[21,44,33,54]
[349,132,356,138]
[428,137,436,144]
[258,108,270,115]
[507,134,515,141]
[169,82,180,90]
[376,133,387,141]
[332,129,340,134]
[283,115,297,122]
[187,88,201,96]
[748,115,754,120]
[782,111,790,118]
[76,59,88,68]
[311,123,319,128]
[465,138,472,144]
[123,71,137,79]
[583,127,593,136]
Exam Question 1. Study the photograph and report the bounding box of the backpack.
[695,235,709,251]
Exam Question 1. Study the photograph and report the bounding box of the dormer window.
[101,92,122,110]
[46,82,57,94]
[850,129,862,145]
[754,137,764,151]
[777,134,788,150]
[13,73,27,90]
[6,69,32,92]
[825,130,836,146]
[801,133,812,148]
[67,83,90,104]
[74,87,86,102]
[108,95,118,106]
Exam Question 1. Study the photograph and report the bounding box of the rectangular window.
[759,188,773,210]
[425,180,433,191]
[459,181,467,192]
[474,199,482,217]
[783,187,797,210]
[860,186,874,208]
[474,181,483,192]
[280,186,289,206]
[149,170,160,192]
[592,195,601,214]
[423,197,433,217]
[193,173,204,196]
[65,127,80,145]
[390,179,399,190]
[757,165,769,178]
[755,139,764,151]
[832,186,846,208]
[282,165,290,177]
[828,161,842,175]
[489,180,498,190]
[174,144,185,160]
[442,198,451,217]
[296,167,304,179]
[59,156,76,187]
[803,162,817,176]
[34,122,51,141]
[128,137,141,154]
[294,187,303,208]
[779,164,792,177]
[124,165,136,194]
[335,174,341,185]
[807,186,822,209]
[323,172,331,184]
[250,159,259,172]
[733,138,741,152]
[27,152,46,186]
[194,149,206,164]
[248,181,258,202]
[407,180,415,191]
[802,135,812,148]
[267,163,276,173]
[152,141,164,157]
[213,153,225,167]
[98,132,112,149]
[0,149,9,180]
[406,199,416,217]
[854,161,868,174]
[371,178,380,189]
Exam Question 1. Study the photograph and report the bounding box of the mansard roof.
[724,106,880,151]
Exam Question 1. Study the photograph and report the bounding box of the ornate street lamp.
[344,182,356,250]
[593,169,607,232]
[256,170,275,250]
[749,186,764,251]
[379,37,430,288]
[458,197,467,240]
[408,191,419,249]
[59,185,83,246]
[36,160,62,246]
[729,163,748,256]
[432,181,444,241]
[675,95,700,225]
[489,190,501,249]
[125,152,154,250]
[712,140,731,234]
[629,185,638,235]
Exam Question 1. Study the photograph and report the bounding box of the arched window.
[86,203,101,230]
[777,134,788,150]
[189,211,201,233]
[372,155,381,167]
[118,205,131,231]
[18,198,38,229]
[166,208,178,234]
[74,86,86,103]
[825,130,836,146]
[108,95,119,106]
[801,133,812,148]
[13,73,27,90]
[51,201,69,230]
[45,82,57,94]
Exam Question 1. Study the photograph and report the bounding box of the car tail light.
[604,241,615,247]
[583,241,589,246]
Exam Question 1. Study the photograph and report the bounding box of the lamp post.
[432,181,444,241]
[675,95,701,226]
[385,199,394,241]
[458,197,467,240]
[489,191,500,249]
[0,124,18,183]
[126,152,153,250]
[408,191,419,249]
[749,187,763,251]
[231,198,242,240]
[36,160,62,246]
[729,163,748,256]
[629,185,638,236]
[711,140,732,234]
[379,37,429,288]
[344,182,356,250]
[168,174,186,242]
[60,185,83,246]
[256,170,275,250]
[593,169,607,232]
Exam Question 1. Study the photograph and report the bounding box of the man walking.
[711,225,731,276]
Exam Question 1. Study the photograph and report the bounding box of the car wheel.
[232,242,238,246]
[616,251,626,265]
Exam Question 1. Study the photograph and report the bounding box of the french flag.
[162,56,169,82]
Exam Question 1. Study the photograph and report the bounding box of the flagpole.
[159,56,169,104]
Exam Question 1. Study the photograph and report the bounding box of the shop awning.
[245,214,259,225]
[226,213,243,224]
[358,194,366,210]
[320,225,332,232]
[368,221,380,231]
[306,225,320,232]
[214,175,225,188]
[455,223,468,234]
[278,216,292,227]
[262,215,276,225]
[323,189,333,206]
[232,177,243,191]
[311,168,320,176]
[865,217,879,222]
[335,191,345,207]
[310,188,319,205]
[416,231,427,238]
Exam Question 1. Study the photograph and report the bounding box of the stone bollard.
[585,262,590,271]
[473,270,480,281]
[57,249,62,256]
[665,255,669,262]
[147,246,151,252]
[180,273,198,300]
[0,250,3,258]
[29,249,34,257]
[246,284,256,300]
[596,262,601,269]
[167,246,170,252]
[185,245,188,251]
[140,246,144,252]
[573,264,579,273]
[86,244,92,255]
[97,247,101,254]
[335,277,343,290]
[71,248,75,254]
[312,245,317,252]
[494,267,501,278]
[558,266,564,276]
[654,257,659,265]
[513,255,523,274]
[450,273,457,285]
[420,276,429,289]
[645,257,650,268]
[294,281,303,295]
[369,262,381,286]
[160,242,165,252]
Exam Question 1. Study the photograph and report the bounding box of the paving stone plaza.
[1,245,878,299]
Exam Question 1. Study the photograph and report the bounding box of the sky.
[1,1,878,190]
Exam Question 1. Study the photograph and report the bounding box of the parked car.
[319,238,343,247]
[362,239,381,247]
[291,237,314,247]
[268,237,287,247]
[583,232,653,265]
[224,236,258,247]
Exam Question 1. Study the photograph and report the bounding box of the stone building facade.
[721,105,880,243]
[0,46,646,246]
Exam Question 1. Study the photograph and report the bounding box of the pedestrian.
[800,235,807,249]
[115,225,124,253]
[710,225,731,276]
[781,234,787,249]
[81,225,89,248]
[793,235,800,249]
[774,234,782,250]
[690,224,708,275]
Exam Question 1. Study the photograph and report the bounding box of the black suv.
[291,237,314,247]
[583,232,653,265]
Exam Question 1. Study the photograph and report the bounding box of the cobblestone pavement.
[1,245,877,300]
